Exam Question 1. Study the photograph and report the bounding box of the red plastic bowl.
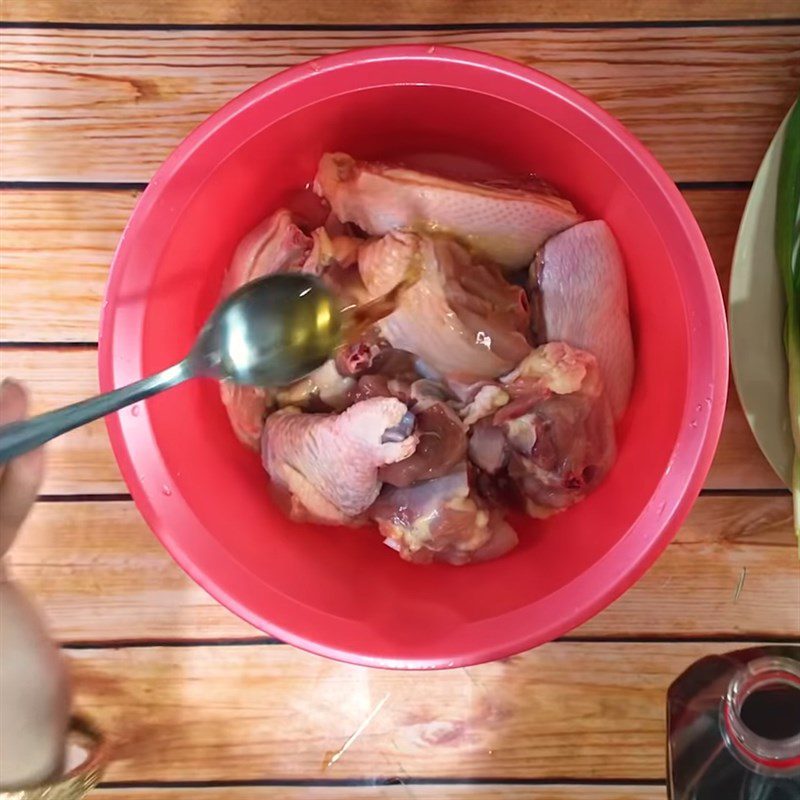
[99,46,727,669]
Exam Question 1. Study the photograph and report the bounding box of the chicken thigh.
[371,465,518,565]
[467,343,616,517]
[530,220,634,420]
[262,397,418,525]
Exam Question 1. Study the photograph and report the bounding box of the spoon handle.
[0,361,190,463]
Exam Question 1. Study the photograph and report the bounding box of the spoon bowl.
[0,274,339,463]
[196,273,341,386]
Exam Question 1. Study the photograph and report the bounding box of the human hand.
[0,379,71,790]
[0,379,45,559]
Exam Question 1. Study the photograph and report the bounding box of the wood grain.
[66,641,756,781]
[0,187,750,342]
[710,382,785,490]
[90,787,663,800]
[0,190,138,342]
[0,27,797,183]
[682,188,745,301]
[0,348,122,494]
[9,495,797,642]
[3,0,799,25]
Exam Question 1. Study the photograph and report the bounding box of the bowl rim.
[99,44,728,669]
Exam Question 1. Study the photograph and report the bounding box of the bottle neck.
[722,656,800,775]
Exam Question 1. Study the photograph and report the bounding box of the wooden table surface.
[1,1,799,797]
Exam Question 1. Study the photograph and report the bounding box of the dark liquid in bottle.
[741,684,800,741]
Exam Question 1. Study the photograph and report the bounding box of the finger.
[0,377,28,482]
[0,380,45,559]
[0,378,30,425]
[0,378,32,486]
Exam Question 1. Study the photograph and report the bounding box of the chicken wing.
[359,231,531,381]
[221,209,310,297]
[315,152,582,269]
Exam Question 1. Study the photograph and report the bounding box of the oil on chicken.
[220,153,635,565]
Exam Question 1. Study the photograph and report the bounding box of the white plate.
[729,104,795,486]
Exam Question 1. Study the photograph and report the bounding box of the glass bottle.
[667,645,800,799]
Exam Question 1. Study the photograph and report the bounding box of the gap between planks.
[60,635,799,650]
[0,180,755,190]
[0,19,798,31]
[10,494,798,642]
[89,781,667,800]
[32,488,791,502]
[1,0,799,26]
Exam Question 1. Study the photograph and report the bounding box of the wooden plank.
[578,493,798,636]
[0,345,782,494]
[8,496,797,642]
[91,786,663,800]
[65,641,755,781]
[0,190,138,343]
[682,187,745,302]
[0,27,797,183]
[3,0,799,25]
[0,348,123,494]
[710,381,784,490]
[0,187,751,342]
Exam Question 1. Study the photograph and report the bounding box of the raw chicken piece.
[335,351,467,487]
[219,209,311,445]
[262,398,418,525]
[315,153,582,269]
[275,359,355,412]
[220,210,364,439]
[334,330,389,377]
[359,231,531,381]
[461,384,510,427]
[468,418,509,475]
[346,348,421,405]
[493,342,616,516]
[372,465,518,565]
[530,220,634,420]
[300,227,360,275]
[223,208,359,293]
[295,341,419,413]
[221,209,310,296]
[219,382,272,451]
[378,394,467,488]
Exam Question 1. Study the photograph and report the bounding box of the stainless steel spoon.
[0,273,341,462]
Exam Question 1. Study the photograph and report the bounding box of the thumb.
[0,379,45,559]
